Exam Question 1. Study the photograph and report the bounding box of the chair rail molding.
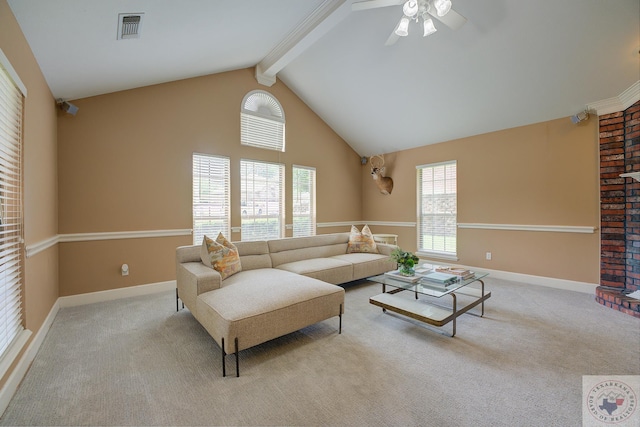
[318,221,416,228]
[457,223,597,234]
[25,229,192,258]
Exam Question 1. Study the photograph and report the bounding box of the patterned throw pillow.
[346,224,378,254]
[200,233,242,280]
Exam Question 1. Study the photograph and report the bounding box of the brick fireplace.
[598,100,640,318]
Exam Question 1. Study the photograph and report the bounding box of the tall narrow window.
[417,161,457,259]
[240,159,284,241]
[0,53,26,364]
[292,165,316,237]
[192,154,230,244]
[240,90,285,152]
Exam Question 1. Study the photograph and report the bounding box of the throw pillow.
[347,224,378,254]
[200,233,242,280]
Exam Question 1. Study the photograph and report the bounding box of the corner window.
[240,159,284,241]
[417,161,457,259]
[240,90,285,152]
[292,166,316,237]
[192,154,230,244]
[0,51,26,364]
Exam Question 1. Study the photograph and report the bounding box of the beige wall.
[0,0,58,386]
[362,118,600,283]
[57,68,362,296]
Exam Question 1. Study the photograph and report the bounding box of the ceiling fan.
[352,0,467,45]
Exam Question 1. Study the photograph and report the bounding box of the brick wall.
[597,100,640,318]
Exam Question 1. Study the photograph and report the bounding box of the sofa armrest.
[376,243,398,256]
[176,261,222,313]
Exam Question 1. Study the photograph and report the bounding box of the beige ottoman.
[195,268,344,377]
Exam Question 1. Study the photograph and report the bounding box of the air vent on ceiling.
[117,13,144,40]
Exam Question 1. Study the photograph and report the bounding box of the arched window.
[240,90,285,152]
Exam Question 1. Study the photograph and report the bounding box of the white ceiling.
[8,0,640,156]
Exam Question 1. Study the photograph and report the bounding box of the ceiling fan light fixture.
[395,17,410,36]
[402,0,419,18]
[433,0,452,17]
[423,18,437,36]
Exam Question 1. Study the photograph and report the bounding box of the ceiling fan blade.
[427,8,467,30]
[352,0,404,12]
[384,29,400,46]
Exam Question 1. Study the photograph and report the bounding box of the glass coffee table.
[368,271,490,337]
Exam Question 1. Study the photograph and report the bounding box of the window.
[240,159,284,241]
[0,53,26,364]
[240,90,285,152]
[292,166,316,237]
[192,154,230,245]
[417,161,457,259]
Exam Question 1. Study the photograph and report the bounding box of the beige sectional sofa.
[176,232,397,376]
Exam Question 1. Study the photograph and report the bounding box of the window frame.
[0,48,29,378]
[192,153,231,245]
[240,90,285,152]
[292,165,316,237]
[416,160,458,260]
[240,159,285,241]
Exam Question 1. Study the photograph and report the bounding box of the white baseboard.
[455,264,597,294]
[58,280,177,308]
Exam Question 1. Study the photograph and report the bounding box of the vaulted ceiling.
[7,0,640,156]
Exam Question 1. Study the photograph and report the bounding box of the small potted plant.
[390,247,420,276]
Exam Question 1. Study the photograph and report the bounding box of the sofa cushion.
[330,253,396,281]
[268,234,350,268]
[196,268,345,353]
[200,234,242,280]
[275,257,353,284]
[346,225,378,254]
[233,240,272,270]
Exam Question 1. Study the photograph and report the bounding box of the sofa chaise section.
[175,232,397,377]
[196,268,344,376]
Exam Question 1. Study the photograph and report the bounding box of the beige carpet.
[1,278,638,426]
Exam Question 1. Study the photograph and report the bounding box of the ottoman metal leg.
[221,337,240,377]
[221,337,226,377]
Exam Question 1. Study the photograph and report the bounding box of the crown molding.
[587,80,640,115]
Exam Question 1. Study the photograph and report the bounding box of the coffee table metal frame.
[368,272,490,337]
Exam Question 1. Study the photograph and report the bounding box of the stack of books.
[384,270,422,283]
[435,267,475,280]
[420,271,459,287]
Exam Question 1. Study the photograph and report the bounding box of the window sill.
[416,251,459,262]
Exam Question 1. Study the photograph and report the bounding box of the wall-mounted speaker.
[56,99,79,116]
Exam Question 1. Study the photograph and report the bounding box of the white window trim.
[0,49,28,382]
[416,160,458,258]
[192,153,231,244]
[240,90,285,152]
[292,165,316,237]
[240,159,285,241]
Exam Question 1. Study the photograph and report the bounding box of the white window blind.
[417,161,457,257]
[240,159,284,241]
[240,90,285,152]
[192,154,230,244]
[292,165,316,237]
[0,59,24,361]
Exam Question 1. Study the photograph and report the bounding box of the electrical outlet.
[485,252,492,261]
[121,264,129,276]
